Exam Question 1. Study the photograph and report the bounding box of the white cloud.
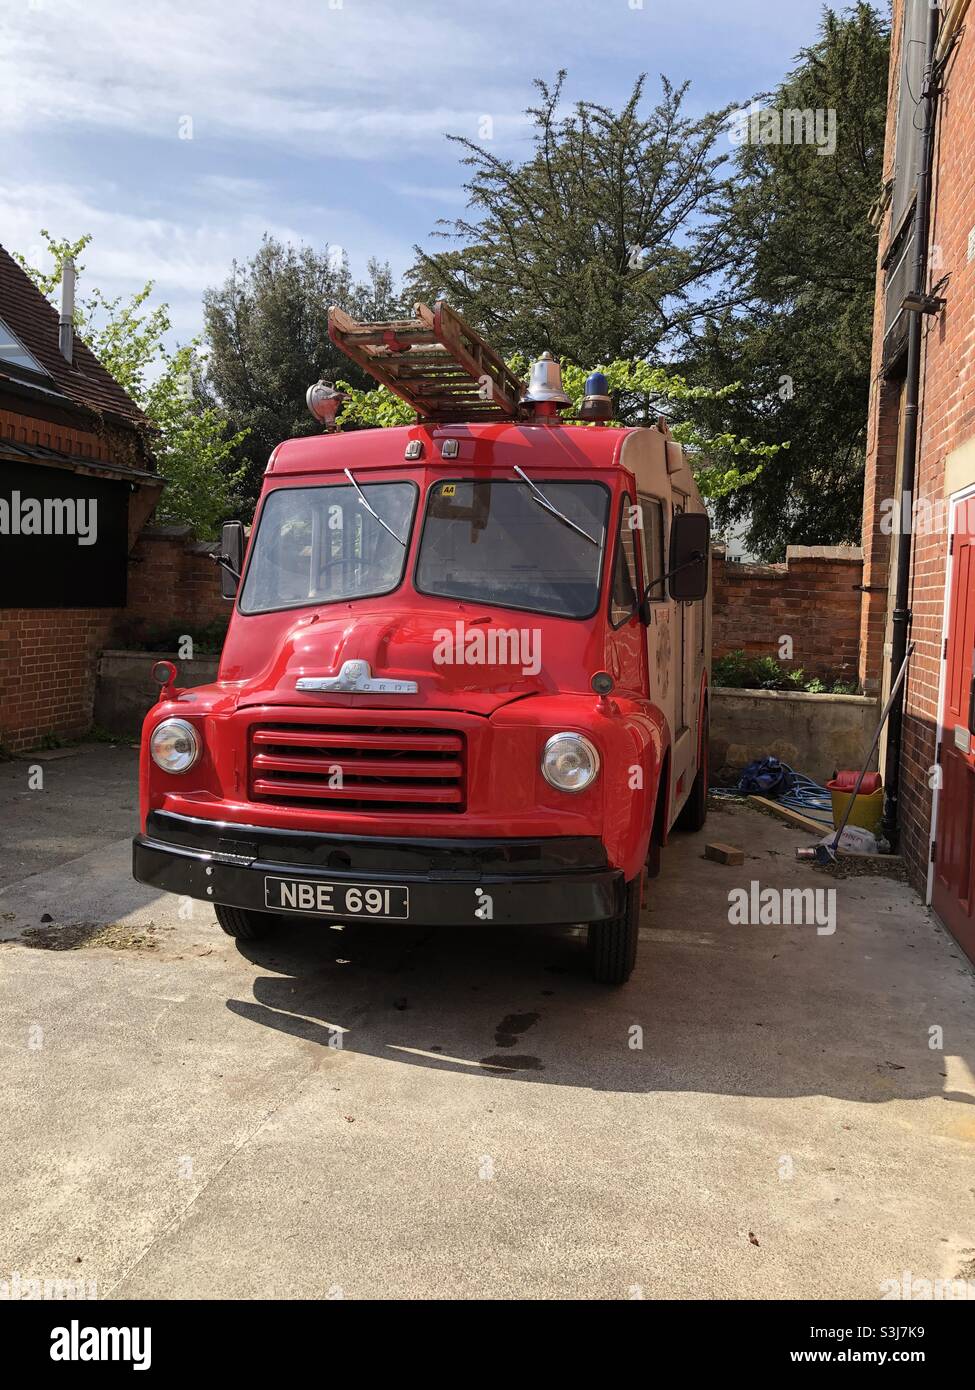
[195,175,271,201]
[0,0,530,158]
[390,182,471,205]
[0,179,413,349]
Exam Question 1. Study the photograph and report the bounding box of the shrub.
[712,650,858,694]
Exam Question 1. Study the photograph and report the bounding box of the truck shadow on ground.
[224,912,975,1105]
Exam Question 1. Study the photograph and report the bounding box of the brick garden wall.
[712,545,863,685]
[117,526,230,647]
[0,406,163,754]
[0,609,116,753]
[0,528,231,753]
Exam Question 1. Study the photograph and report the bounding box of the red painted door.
[932,512,975,962]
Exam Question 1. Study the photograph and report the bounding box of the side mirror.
[669,512,710,601]
[220,521,245,599]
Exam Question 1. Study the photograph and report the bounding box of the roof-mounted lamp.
[306,379,347,432]
[579,371,612,423]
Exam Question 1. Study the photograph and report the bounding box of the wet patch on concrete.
[19,920,160,951]
[494,1011,540,1047]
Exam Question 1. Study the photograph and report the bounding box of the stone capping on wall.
[138,523,220,555]
[715,543,862,559]
[711,686,875,706]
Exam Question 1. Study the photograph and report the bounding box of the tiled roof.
[0,243,149,429]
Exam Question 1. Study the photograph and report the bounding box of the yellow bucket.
[827,784,884,835]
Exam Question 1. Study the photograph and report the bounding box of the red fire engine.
[133,302,711,984]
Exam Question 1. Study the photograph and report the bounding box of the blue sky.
[1,0,836,349]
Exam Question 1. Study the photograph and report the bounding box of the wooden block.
[705,841,745,866]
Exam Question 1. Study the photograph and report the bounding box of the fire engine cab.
[133,301,711,984]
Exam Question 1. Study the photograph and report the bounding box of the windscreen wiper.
[513,465,599,546]
[344,468,406,547]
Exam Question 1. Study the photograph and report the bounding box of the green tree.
[406,71,736,366]
[680,4,890,558]
[201,236,404,507]
[15,231,245,537]
[142,345,247,538]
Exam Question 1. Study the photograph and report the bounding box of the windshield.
[239,481,417,614]
[416,479,610,618]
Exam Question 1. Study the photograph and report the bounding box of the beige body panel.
[620,429,712,830]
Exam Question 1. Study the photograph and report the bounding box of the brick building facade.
[860,0,975,959]
[0,245,160,752]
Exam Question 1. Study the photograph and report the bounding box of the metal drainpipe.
[882,0,942,849]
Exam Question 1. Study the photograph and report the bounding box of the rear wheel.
[675,704,709,832]
[214,904,279,941]
[588,876,641,985]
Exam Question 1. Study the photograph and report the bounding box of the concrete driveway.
[1,744,973,1300]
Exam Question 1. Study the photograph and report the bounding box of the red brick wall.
[860,2,975,893]
[0,406,110,462]
[898,8,975,888]
[0,406,161,752]
[119,528,230,645]
[713,545,863,684]
[0,527,235,751]
[0,609,116,753]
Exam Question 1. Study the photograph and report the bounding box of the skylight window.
[0,316,50,377]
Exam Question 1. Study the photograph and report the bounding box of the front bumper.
[133,811,623,927]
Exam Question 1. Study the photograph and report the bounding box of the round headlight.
[150,718,201,774]
[541,732,600,793]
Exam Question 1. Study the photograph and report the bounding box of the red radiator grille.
[249,723,466,813]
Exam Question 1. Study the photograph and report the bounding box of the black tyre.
[214,904,279,941]
[675,705,709,832]
[587,876,641,985]
[645,786,666,880]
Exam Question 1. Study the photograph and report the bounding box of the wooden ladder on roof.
[327,300,524,423]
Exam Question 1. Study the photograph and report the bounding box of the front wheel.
[587,876,641,985]
[214,904,280,941]
[675,705,709,832]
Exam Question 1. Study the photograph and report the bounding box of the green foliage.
[16,231,244,538]
[337,380,415,430]
[201,237,404,509]
[713,649,859,693]
[338,352,782,502]
[680,4,890,558]
[142,346,247,537]
[406,71,735,366]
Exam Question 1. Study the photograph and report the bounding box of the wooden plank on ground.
[747,795,828,836]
